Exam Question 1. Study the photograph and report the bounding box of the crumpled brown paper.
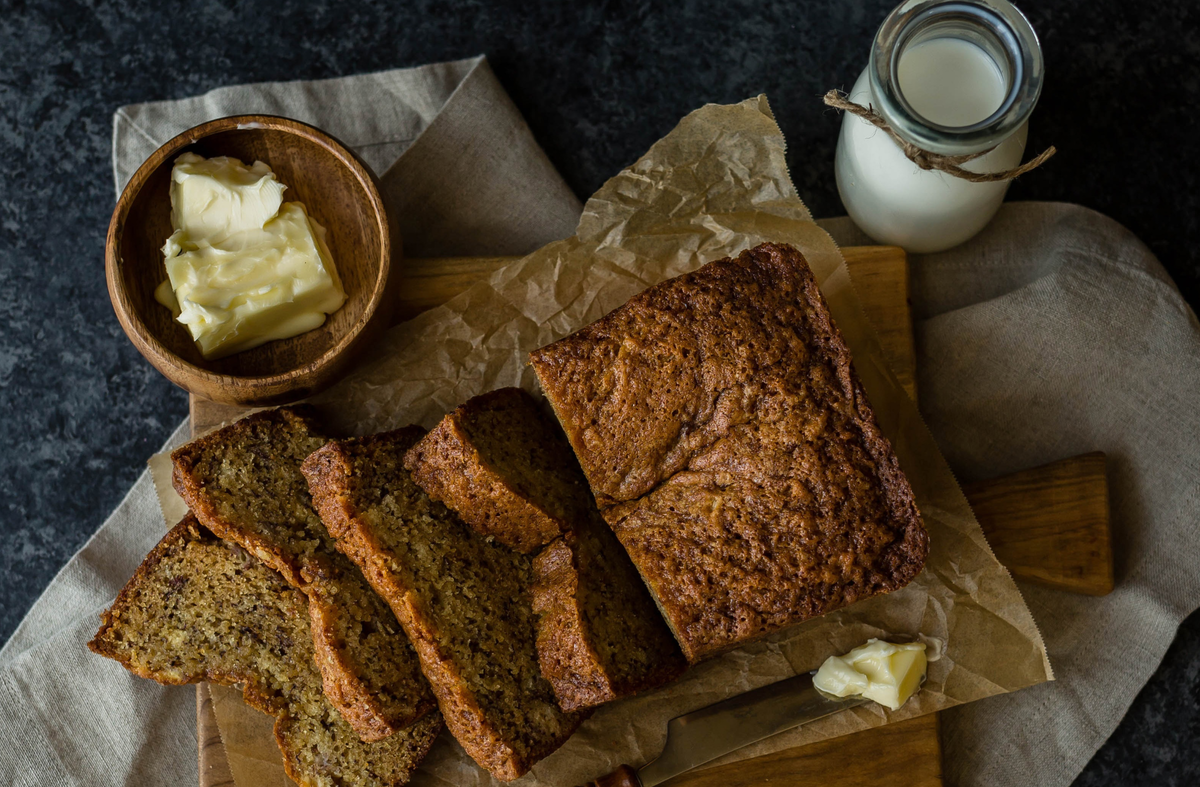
[158,96,1051,786]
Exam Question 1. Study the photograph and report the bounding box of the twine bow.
[823,90,1056,183]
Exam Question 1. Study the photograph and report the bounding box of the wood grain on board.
[197,684,236,787]
[672,714,942,787]
[964,452,1114,596]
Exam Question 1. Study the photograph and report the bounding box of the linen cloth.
[1,53,1196,787]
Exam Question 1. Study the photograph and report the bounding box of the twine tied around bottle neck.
[823,90,1056,183]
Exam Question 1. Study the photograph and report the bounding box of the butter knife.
[578,671,869,787]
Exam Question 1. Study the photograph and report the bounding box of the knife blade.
[580,672,869,787]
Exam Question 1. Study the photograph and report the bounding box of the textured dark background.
[0,0,1196,783]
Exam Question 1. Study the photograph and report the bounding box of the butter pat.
[168,153,285,245]
[813,639,927,711]
[156,153,346,360]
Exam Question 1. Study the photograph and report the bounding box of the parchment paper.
[155,96,1051,786]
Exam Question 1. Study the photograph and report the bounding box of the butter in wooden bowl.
[154,153,346,360]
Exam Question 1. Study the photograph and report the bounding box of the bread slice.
[402,388,583,553]
[529,242,929,663]
[532,509,687,711]
[302,428,587,781]
[171,406,434,741]
[89,515,442,787]
[405,387,686,711]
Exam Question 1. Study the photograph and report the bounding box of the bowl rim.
[105,113,393,394]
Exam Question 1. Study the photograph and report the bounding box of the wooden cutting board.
[191,246,1112,787]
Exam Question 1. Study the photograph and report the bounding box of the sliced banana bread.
[302,428,587,781]
[89,515,442,787]
[529,242,929,663]
[532,509,686,711]
[402,388,586,553]
[405,387,685,711]
[171,406,434,741]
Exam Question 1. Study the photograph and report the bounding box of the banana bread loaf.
[89,515,442,787]
[171,406,435,741]
[302,428,587,781]
[405,387,686,711]
[529,242,928,663]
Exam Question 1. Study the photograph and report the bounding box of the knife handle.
[577,764,640,787]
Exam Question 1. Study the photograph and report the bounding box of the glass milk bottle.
[835,0,1044,253]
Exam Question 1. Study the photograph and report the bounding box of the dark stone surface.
[0,0,1196,783]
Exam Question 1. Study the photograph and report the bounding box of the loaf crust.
[403,388,581,553]
[529,242,928,662]
[303,428,587,781]
[89,515,442,787]
[171,406,435,741]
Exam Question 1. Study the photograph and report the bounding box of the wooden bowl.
[106,115,399,406]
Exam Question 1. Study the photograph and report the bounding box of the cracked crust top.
[529,242,928,662]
